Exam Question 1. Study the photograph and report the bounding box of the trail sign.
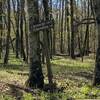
[30,19,54,32]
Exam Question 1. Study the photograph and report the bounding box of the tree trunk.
[60,0,64,53]
[27,0,44,88]
[70,0,75,59]
[24,11,29,63]
[0,1,3,59]
[16,0,20,58]
[42,0,53,87]
[66,1,71,55]
[20,0,27,62]
[93,0,100,86]
[4,0,11,64]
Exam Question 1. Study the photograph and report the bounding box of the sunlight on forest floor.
[0,53,100,100]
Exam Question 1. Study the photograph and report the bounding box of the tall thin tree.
[4,0,11,64]
[93,0,100,86]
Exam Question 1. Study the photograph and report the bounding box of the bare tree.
[70,0,75,59]
[4,0,11,64]
[42,0,53,87]
[0,0,3,59]
[93,0,100,86]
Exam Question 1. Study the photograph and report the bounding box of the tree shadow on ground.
[63,71,94,85]
[6,70,29,76]
[73,71,93,80]
[60,70,93,82]
[9,85,23,100]
[52,63,94,82]
[0,63,28,71]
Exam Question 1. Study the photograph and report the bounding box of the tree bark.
[4,0,11,64]
[93,0,100,86]
[0,0,3,59]
[27,0,44,88]
[60,0,64,53]
[20,0,27,61]
[42,0,53,86]
[15,0,20,58]
[70,0,75,59]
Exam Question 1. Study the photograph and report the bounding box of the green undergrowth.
[0,52,100,100]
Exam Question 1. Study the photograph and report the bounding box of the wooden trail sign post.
[30,18,54,88]
[30,19,54,32]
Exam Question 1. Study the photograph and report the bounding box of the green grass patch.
[0,54,99,99]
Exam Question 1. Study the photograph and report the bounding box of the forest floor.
[0,52,100,100]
